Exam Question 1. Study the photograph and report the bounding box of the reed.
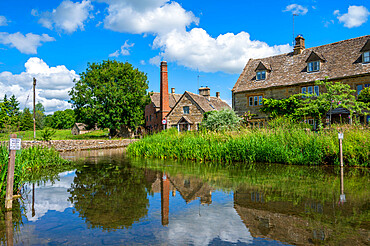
[0,145,70,197]
[127,123,370,167]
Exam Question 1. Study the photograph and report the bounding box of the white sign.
[338,132,344,140]
[9,138,21,150]
[162,119,167,125]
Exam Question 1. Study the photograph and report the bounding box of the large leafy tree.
[201,109,241,131]
[69,60,150,136]
[33,102,45,130]
[20,108,33,131]
[49,109,76,129]
[0,95,20,131]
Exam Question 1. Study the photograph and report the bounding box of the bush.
[200,109,242,132]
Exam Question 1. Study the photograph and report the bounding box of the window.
[308,61,320,72]
[308,86,313,94]
[258,96,263,105]
[256,70,266,80]
[357,83,370,95]
[301,87,307,95]
[149,115,152,121]
[363,51,370,63]
[183,106,189,114]
[248,95,263,107]
[314,86,319,96]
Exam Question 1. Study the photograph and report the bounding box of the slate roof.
[233,35,370,93]
[149,92,182,108]
[74,123,88,131]
[185,91,231,112]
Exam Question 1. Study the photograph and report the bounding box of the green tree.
[69,60,150,136]
[33,102,45,130]
[201,109,241,131]
[49,109,76,129]
[261,94,303,120]
[358,87,370,104]
[20,108,33,131]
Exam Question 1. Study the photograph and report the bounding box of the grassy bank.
[127,123,370,167]
[0,129,109,141]
[0,144,72,197]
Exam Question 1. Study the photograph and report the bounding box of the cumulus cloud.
[0,15,9,26]
[109,40,134,57]
[284,4,308,15]
[152,28,291,73]
[0,32,55,54]
[334,5,370,28]
[101,0,198,34]
[0,57,79,114]
[38,0,93,33]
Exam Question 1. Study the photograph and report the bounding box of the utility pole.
[33,78,36,140]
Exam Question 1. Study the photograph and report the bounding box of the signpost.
[338,132,343,167]
[162,119,167,130]
[5,134,20,210]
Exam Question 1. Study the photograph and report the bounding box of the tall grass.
[127,121,370,167]
[0,144,71,197]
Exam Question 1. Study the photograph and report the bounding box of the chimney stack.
[171,88,175,94]
[199,86,211,100]
[216,92,220,98]
[293,35,305,55]
[160,61,170,119]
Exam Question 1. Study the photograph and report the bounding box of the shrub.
[200,109,242,132]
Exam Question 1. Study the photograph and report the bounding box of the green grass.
[0,144,73,198]
[127,123,370,167]
[0,129,110,141]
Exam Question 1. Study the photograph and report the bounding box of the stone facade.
[232,35,370,123]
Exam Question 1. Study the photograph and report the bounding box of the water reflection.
[0,148,367,245]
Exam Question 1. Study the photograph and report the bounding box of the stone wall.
[1,139,138,152]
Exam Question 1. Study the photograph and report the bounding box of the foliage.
[40,127,56,141]
[33,102,45,130]
[0,145,71,197]
[20,108,33,131]
[69,60,150,136]
[200,109,242,131]
[357,87,370,104]
[261,94,303,119]
[49,109,76,129]
[0,95,20,131]
[128,121,370,167]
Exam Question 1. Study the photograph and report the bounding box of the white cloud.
[284,4,308,15]
[101,0,198,35]
[109,40,135,57]
[38,0,93,33]
[335,5,370,28]
[152,28,291,73]
[0,15,9,26]
[0,32,55,54]
[0,57,79,114]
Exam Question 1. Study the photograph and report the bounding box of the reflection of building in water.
[145,170,213,226]
[234,188,369,246]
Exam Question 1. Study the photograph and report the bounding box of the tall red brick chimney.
[160,61,170,120]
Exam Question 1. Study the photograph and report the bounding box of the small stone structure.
[71,123,89,135]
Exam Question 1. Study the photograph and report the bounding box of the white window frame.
[256,70,266,80]
[363,51,370,63]
[308,61,320,72]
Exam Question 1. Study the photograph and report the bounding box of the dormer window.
[256,70,266,80]
[308,61,320,72]
[363,51,370,63]
[255,61,270,81]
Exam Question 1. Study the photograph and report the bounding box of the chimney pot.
[171,88,175,94]
[199,86,211,100]
[216,92,220,98]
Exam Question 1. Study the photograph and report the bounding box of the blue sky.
[1,0,369,114]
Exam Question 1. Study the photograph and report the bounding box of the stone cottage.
[232,35,370,126]
[71,123,89,135]
[166,87,231,131]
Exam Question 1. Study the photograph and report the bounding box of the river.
[0,148,368,245]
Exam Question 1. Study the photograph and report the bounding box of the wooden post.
[5,134,17,210]
[338,132,343,167]
[33,77,36,140]
[5,211,13,246]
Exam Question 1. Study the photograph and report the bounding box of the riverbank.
[1,139,138,152]
[127,125,370,167]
